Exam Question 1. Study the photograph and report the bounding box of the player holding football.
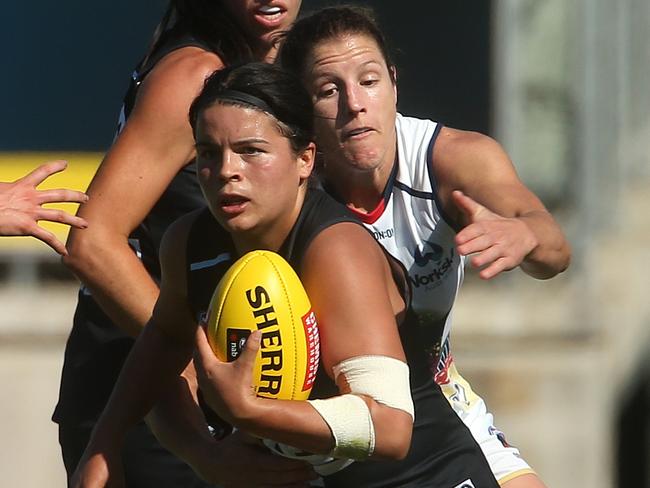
[72,62,500,488]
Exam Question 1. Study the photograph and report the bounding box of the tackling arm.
[434,128,571,280]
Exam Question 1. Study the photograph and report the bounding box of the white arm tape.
[333,355,415,420]
[308,394,375,460]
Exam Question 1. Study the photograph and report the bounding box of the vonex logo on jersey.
[409,246,455,290]
[413,239,444,267]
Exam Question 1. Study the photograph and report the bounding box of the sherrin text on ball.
[206,250,320,400]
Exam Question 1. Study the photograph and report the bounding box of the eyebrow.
[195,137,269,147]
[234,137,269,145]
[312,59,385,81]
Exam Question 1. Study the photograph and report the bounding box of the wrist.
[231,396,267,434]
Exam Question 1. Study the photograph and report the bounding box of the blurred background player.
[52,1,306,486]
[0,160,88,255]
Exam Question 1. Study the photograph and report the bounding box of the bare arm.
[71,215,199,488]
[145,365,215,468]
[434,127,571,279]
[63,48,222,336]
[147,367,318,486]
[193,223,413,460]
[0,160,88,255]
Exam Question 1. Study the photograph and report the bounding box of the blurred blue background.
[0,1,492,151]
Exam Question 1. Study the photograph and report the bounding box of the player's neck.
[325,158,394,214]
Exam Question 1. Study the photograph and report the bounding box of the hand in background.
[0,160,88,255]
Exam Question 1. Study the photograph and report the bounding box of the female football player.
[72,62,499,488]
[276,6,571,487]
[55,1,305,486]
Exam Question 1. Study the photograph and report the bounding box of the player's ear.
[298,142,316,180]
[390,66,398,104]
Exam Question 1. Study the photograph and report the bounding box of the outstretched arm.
[193,223,414,461]
[0,160,88,255]
[434,128,571,280]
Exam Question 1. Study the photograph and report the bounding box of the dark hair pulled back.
[278,5,395,82]
[189,63,315,155]
[139,0,255,71]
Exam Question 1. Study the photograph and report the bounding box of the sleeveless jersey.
[330,114,534,482]
[185,189,497,488]
[344,113,484,423]
[341,114,461,370]
[53,33,212,424]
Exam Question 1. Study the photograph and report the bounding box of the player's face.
[222,0,302,59]
[195,103,313,250]
[303,34,398,177]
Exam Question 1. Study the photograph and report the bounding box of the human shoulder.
[116,48,224,163]
[431,127,516,214]
[300,222,405,369]
[299,220,387,308]
[139,47,224,103]
[434,126,509,173]
[303,221,379,270]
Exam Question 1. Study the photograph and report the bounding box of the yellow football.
[205,250,320,400]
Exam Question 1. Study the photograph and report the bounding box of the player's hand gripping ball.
[205,250,320,400]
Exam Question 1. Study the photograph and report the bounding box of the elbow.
[546,243,573,278]
[559,242,572,274]
[523,242,572,280]
[371,409,413,461]
[382,432,411,461]
[546,235,573,277]
[61,228,88,276]
[374,429,411,461]
[61,226,103,279]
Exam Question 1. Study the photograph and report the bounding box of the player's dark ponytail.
[138,0,255,73]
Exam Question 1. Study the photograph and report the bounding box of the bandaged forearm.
[308,355,414,460]
[334,355,415,419]
[308,394,375,460]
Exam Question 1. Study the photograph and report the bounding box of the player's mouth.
[253,4,289,29]
[219,193,250,215]
[343,127,375,141]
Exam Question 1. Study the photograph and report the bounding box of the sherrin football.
[205,250,320,400]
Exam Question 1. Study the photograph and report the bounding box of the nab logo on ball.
[206,250,320,401]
